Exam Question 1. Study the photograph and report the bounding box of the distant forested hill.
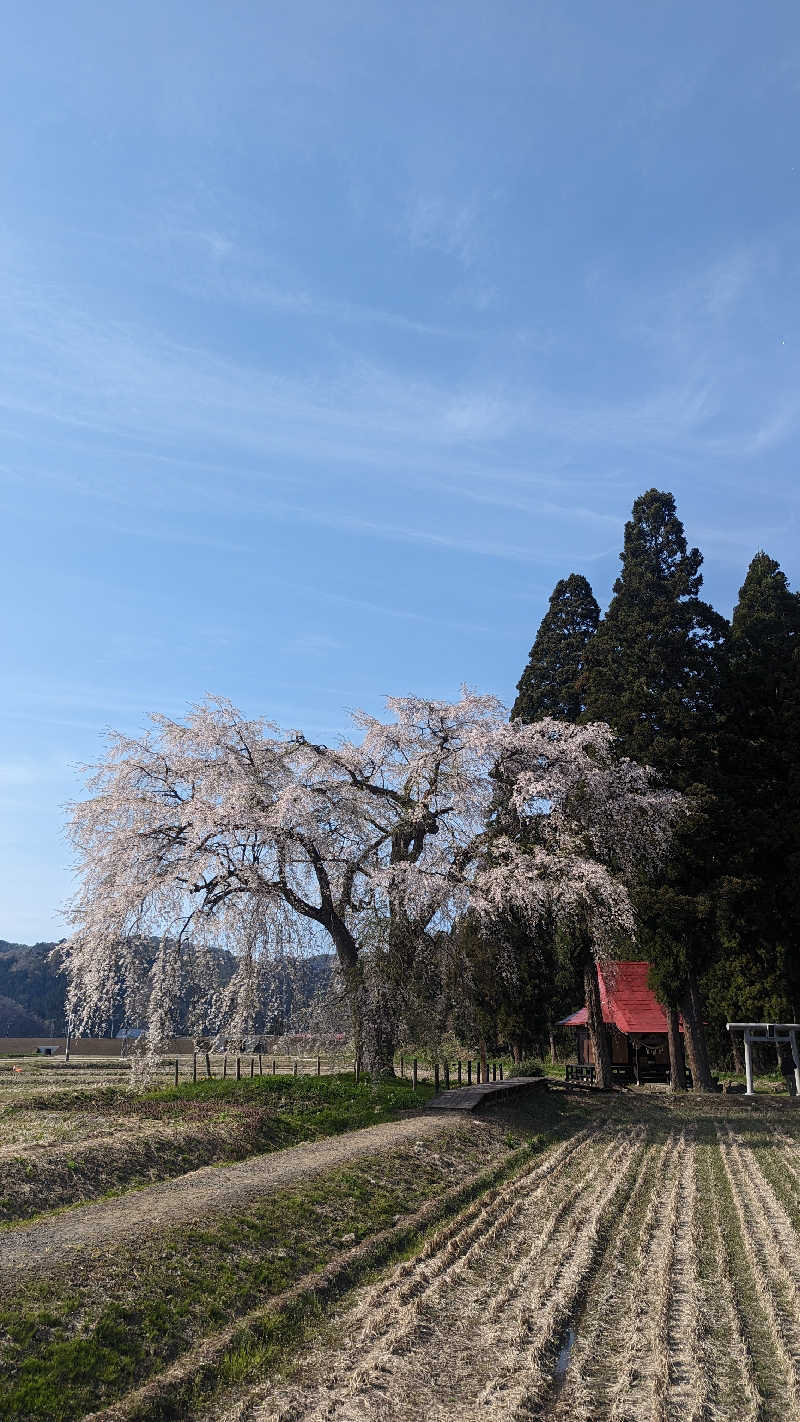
[0,939,332,1037]
[0,993,48,1035]
[0,940,68,1034]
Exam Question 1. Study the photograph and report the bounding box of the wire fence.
[1,1050,509,1095]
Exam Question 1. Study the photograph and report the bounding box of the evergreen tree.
[510,575,610,1078]
[582,489,728,1090]
[715,553,800,1023]
[512,574,600,723]
[581,489,726,782]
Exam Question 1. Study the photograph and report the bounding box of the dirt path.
[0,1113,452,1285]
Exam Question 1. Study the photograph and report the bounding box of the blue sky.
[3,1,800,942]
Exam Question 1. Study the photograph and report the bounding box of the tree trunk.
[360,1005,398,1079]
[679,970,715,1092]
[666,1005,687,1092]
[731,1032,745,1074]
[479,1038,488,1082]
[548,1026,557,1065]
[331,925,397,1080]
[512,1041,522,1064]
[584,957,613,1088]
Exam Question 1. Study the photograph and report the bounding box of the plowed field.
[222,1119,800,1422]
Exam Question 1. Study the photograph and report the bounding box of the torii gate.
[726,1021,800,1097]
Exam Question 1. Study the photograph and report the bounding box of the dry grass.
[212,1105,800,1422]
[6,1076,800,1422]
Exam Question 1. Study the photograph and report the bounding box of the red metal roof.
[560,961,674,1035]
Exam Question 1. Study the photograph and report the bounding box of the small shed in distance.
[560,960,678,1083]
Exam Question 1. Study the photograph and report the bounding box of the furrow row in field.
[725,1125,800,1283]
[549,1133,673,1421]
[662,1135,706,1422]
[716,1126,800,1414]
[363,1130,642,1421]
[473,1129,647,1419]
[605,1133,687,1422]
[701,1137,761,1422]
[698,1141,761,1422]
[483,1131,634,1325]
[773,1130,800,1207]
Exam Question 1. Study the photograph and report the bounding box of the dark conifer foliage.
[582,489,728,1090]
[512,574,599,724]
[581,489,727,784]
[507,576,600,1072]
[716,552,800,1016]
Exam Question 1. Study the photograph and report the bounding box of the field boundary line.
[0,1113,458,1286]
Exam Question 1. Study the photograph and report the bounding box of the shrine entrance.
[726,1021,800,1096]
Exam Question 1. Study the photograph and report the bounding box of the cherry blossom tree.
[61,693,682,1079]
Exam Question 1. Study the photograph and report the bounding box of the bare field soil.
[219,1104,800,1422]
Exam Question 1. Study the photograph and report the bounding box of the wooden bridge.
[424,1075,546,1112]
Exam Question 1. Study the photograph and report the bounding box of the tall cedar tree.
[713,553,800,1029]
[511,574,606,1079]
[512,574,600,722]
[582,489,728,1091]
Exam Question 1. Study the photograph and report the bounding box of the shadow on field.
[476,1077,800,1154]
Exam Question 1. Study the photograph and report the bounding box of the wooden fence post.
[444,1061,450,1088]
[499,1063,503,1081]
[174,1057,179,1087]
[317,1056,321,1076]
[236,1056,241,1081]
[492,1062,497,1082]
[434,1062,440,1090]
[205,1052,212,1078]
[250,1057,254,1078]
[294,1060,298,1077]
[458,1060,462,1085]
[223,1056,227,1079]
[193,1052,197,1083]
[467,1060,472,1085]
[272,1058,276,1075]
[413,1058,418,1090]
[400,1054,404,1078]
[258,1053,262,1075]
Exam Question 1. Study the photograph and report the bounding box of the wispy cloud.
[405,193,482,267]
[283,632,345,656]
[3,235,800,574]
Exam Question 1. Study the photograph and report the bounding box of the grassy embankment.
[0,1073,435,1221]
